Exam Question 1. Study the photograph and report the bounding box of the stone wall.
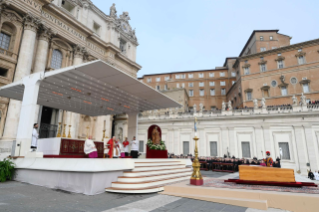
[138,105,319,175]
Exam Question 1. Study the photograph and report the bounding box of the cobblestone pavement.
[0,180,288,212]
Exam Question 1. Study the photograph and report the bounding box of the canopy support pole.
[127,112,138,142]
[15,73,43,156]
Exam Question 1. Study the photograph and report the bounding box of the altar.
[37,138,104,158]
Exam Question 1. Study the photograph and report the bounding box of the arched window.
[51,49,63,69]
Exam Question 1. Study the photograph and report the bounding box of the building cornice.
[45,3,94,35]
[116,52,142,70]
[240,38,319,60]
[258,60,267,65]
[275,56,285,61]
[139,111,319,124]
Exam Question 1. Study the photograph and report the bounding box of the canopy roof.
[0,60,180,116]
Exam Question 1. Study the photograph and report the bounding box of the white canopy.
[0,60,180,116]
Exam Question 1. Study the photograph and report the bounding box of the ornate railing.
[307,104,319,109]
[0,47,17,60]
[267,105,293,111]
[39,123,58,139]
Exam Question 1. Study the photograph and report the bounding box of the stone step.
[132,164,185,172]
[117,171,192,183]
[111,176,189,189]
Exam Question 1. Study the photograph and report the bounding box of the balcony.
[0,48,17,61]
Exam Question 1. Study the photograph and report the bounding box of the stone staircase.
[105,160,192,193]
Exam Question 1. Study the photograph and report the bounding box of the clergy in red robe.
[107,136,115,158]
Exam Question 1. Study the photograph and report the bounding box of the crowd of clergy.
[84,136,139,159]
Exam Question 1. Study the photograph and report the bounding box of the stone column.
[33,26,53,123]
[33,26,53,73]
[3,13,40,140]
[68,45,86,138]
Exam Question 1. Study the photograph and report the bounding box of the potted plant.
[0,159,15,182]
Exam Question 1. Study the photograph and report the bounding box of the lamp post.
[190,117,203,185]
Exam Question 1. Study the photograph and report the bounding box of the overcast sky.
[92,0,319,77]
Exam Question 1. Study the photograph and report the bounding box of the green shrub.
[0,159,15,182]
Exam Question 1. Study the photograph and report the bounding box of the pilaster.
[254,126,265,159]
[293,126,309,174]
[228,127,235,157]
[220,127,229,157]
[303,125,319,171]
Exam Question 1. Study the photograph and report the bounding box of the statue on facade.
[199,103,203,113]
[292,95,298,106]
[110,3,117,18]
[280,75,285,84]
[120,11,130,22]
[131,28,137,40]
[228,101,232,111]
[253,98,258,109]
[300,93,307,106]
[261,98,266,109]
[193,104,197,113]
[222,101,226,111]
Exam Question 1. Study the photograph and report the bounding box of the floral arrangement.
[147,139,167,151]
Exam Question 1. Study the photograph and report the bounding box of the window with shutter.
[183,141,189,155]
[278,142,290,160]
[241,142,251,158]
[210,142,217,156]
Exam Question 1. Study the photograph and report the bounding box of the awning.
[0,60,181,116]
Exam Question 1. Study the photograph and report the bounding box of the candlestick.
[62,124,66,137]
[102,130,106,141]
[57,122,61,137]
[86,126,89,139]
[190,135,203,185]
[68,125,72,138]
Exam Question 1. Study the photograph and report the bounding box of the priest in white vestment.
[113,138,121,158]
[84,137,98,158]
[31,123,39,152]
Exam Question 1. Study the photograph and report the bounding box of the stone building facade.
[0,0,141,152]
[139,30,319,112]
[138,67,236,111]
[230,30,319,108]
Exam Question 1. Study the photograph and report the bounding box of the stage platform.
[161,177,319,212]
[13,158,192,195]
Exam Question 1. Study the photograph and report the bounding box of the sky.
[91,0,319,78]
